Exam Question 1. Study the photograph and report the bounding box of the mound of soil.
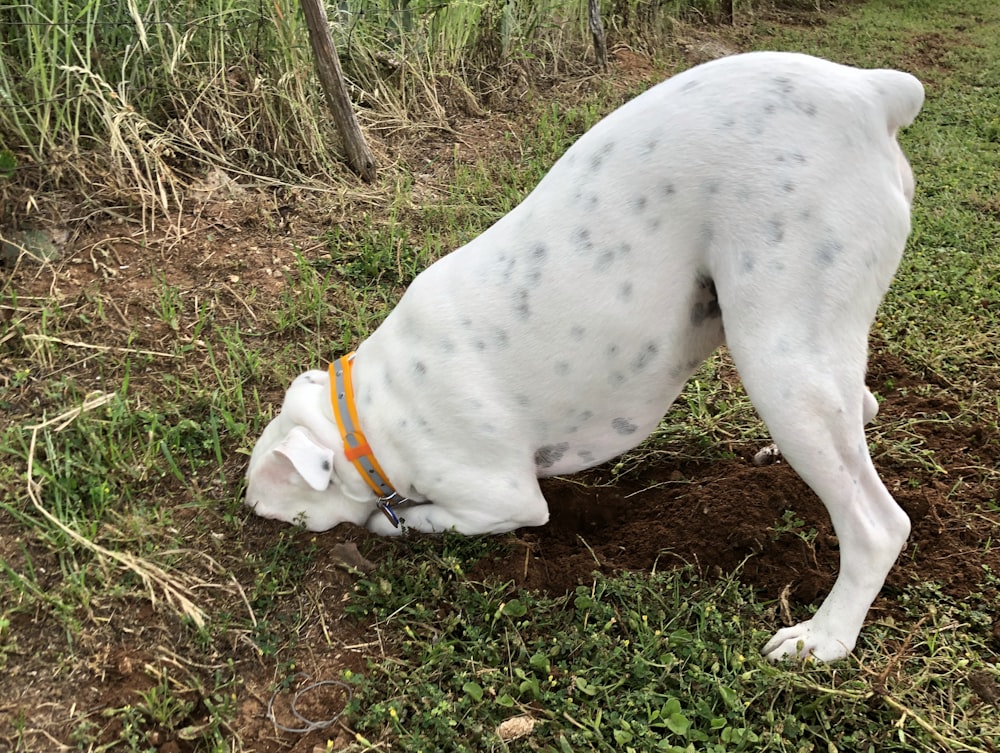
[370,349,996,621]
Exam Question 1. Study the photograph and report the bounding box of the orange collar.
[329,353,406,527]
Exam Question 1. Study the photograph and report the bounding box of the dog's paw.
[752,443,782,467]
[762,621,852,662]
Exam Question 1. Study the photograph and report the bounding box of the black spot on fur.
[535,443,570,470]
[589,142,614,172]
[816,238,844,267]
[595,249,615,272]
[500,256,517,283]
[612,417,638,435]
[321,459,331,472]
[573,227,594,252]
[412,360,427,378]
[632,342,659,372]
[773,76,794,95]
[513,288,531,319]
[765,218,785,245]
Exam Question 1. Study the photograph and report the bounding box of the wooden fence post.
[300,0,377,182]
[588,0,608,71]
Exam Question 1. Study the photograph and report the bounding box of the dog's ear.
[273,426,335,491]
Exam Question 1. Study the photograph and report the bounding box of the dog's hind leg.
[753,386,880,466]
[724,321,910,661]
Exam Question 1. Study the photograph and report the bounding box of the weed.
[344,546,999,751]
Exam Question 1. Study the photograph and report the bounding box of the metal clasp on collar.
[377,491,410,528]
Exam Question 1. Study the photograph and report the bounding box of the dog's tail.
[869,69,925,132]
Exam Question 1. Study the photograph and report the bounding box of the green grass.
[343,537,997,752]
[0,0,709,221]
[1,0,999,750]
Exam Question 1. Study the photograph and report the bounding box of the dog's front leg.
[365,472,551,536]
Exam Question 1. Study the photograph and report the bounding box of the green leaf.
[529,651,550,676]
[665,713,690,737]
[717,684,739,709]
[503,599,527,618]
[463,681,483,702]
[0,150,14,179]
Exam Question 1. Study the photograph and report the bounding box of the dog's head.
[245,370,375,531]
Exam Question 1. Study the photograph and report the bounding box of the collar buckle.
[377,493,407,528]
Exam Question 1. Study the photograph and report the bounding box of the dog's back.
[367,52,924,475]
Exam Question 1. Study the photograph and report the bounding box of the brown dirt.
[2,43,999,753]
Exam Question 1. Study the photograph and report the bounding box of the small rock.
[330,542,375,573]
[1,228,68,264]
[497,714,535,741]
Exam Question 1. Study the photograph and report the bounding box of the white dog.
[246,51,924,661]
